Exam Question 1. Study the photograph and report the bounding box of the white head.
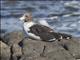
[19,12,32,22]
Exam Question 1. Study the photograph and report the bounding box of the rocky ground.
[0,31,80,60]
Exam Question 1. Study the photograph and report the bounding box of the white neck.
[24,21,35,28]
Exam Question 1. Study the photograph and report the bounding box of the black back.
[30,24,53,36]
[29,24,72,41]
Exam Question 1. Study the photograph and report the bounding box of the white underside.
[27,33,41,40]
[48,38,56,41]
[23,22,41,40]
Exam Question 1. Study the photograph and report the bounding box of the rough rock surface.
[58,38,80,59]
[21,38,75,60]
[10,43,22,60]
[3,31,25,46]
[0,41,11,60]
[1,31,80,60]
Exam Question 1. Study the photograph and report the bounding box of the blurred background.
[1,0,80,38]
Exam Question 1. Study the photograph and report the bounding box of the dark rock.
[3,31,25,46]
[0,41,11,60]
[77,59,80,60]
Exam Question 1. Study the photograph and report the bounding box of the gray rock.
[21,38,76,60]
[41,41,76,60]
[11,43,22,60]
[77,59,80,60]
[1,31,25,60]
[21,38,45,60]
[58,38,80,59]
[0,41,11,60]
[3,31,25,46]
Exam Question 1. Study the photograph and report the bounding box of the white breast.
[23,22,41,40]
